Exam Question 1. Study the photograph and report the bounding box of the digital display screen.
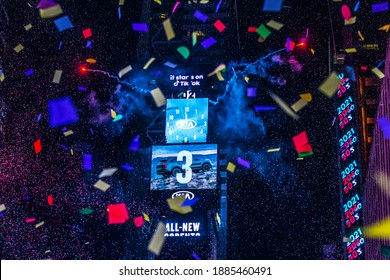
[336,72,364,260]
[165,98,208,144]
[151,144,218,190]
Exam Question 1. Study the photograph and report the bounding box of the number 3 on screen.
[176,151,192,184]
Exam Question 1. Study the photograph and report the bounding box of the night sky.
[0,0,387,260]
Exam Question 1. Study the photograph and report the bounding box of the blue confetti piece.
[378,118,390,139]
[194,10,208,22]
[216,0,223,13]
[25,69,34,76]
[118,7,121,19]
[164,61,177,68]
[58,41,63,50]
[191,253,201,260]
[254,106,276,112]
[86,40,92,49]
[53,15,74,32]
[61,144,68,151]
[89,128,94,135]
[263,0,283,12]
[48,96,79,128]
[377,60,385,68]
[121,164,134,171]
[247,87,257,97]
[129,135,141,151]
[83,154,92,170]
[354,1,360,12]
[0,213,3,217]
[201,37,217,49]
[372,2,389,13]
[78,86,87,91]
[182,197,200,207]
[37,114,42,122]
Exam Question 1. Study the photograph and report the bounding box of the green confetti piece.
[298,151,313,157]
[177,46,190,59]
[256,24,271,39]
[80,208,94,215]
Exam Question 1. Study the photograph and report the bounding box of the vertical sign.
[336,72,365,260]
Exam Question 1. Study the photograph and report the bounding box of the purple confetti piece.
[25,69,34,76]
[121,164,134,171]
[78,86,87,91]
[58,41,63,50]
[194,10,208,22]
[0,213,4,217]
[53,16,74,32]
[83,154,92,170]
[237,157,250,168]
[36,0,57,9]
[216,0,223,13]
[192,253,201,260]
[372,2,388,13]
[61,127,67,132]
[181,197,200,207]
[254,106,276,112]
[61,144,68,151]
[37,114,42,122]
[132,23,149,32]
[247,87,257,97]
[118,7,121,19]
[86,40,92,49]
[48,96,79,127]
[286,37,291,52]
[201,37,217,49]
[129,135,141,151]
[378,118,390,139]
[89,128,94,135]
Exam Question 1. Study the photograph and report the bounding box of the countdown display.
[336,72,364,260]
[165,98,209,144]
[150,144,218,190]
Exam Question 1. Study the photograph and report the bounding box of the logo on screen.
[176,119,197,129]
[172,191,195,200]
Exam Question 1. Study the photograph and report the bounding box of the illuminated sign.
[150,144,218,190]
[165,222,201,237]
[166,98,208,144]
[336,72,364,260]
[169,74,204,87]
[172,191,195,200]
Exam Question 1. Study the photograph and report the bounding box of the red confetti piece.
[134,216,144,227]
[26,218,36,223]
[248,27,258,32]
[48,195,54,206]
[82,28,92,39]
[214,20,226,32]
[33,139,42,154]
[341,5,352,20]
[292,131,313,153]
[107,203,129,225]
[360,66,367,70]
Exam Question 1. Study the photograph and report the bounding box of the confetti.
[0,204,5,212]
[318,71,342,98]
[82,28,92,38]
[291,98,308,113]
[299,93,312,102]
[48,96,79,127]
[262,0,283,12]
[371,67,385,79]
[52,70,63,84]
[14,44,24,53]
[80,208,93,215]
[266,20,284,31]
[53,16,74,32]
[34,139,42,154]
[292,131,313,154]
[162,18,175,40]
[118,65,132,78]
[167,195,192,214]
[134,216,144,227]
[132,23,149,32]
[98,168,118,178]
[147,222,166,256]
[201,37,217,49]
[226,162,236,173]
[378,118,390,138]
[24,24,33,31]
[214,20,226,32]
[47,195,54,206]
[237,157,250,169]
[39,5,63,19]
[107,203,129,225]
[143,213,150,222]
[256,24,271,40]
[207,64,226,77]
[345,17,356,25]
[94,180,110,192]
[35,221,45,228]
[194,10,208,22]
[254,106,276,112]
[25,69,34,76]
[143,57,156,69]
[177,46,190,59]
[267,148,280,153]
[247,87,257,97]
[129,135,141,151]
[150,88,166,107]
[364,217,390,238]
[341,5,352,20]
[268,91,300,121]
[192,252,201,260]
[372,2,389,13]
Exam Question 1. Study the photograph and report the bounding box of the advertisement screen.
[151,144,218,190]
[165,98,208,144]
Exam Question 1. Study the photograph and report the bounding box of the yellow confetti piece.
[364,217,390,238]
[216,71,224,81]
[94,180,110,192]
[111,109,117,119]
[310,48,315,55]
[143,57,156,69]
[216,212,221,225]
[86,58,97,64]
[378,24,390,32]
[52,70,63,84]
[343,237,351,243]
[39,4,63,19]
[344,16,356,25]
[147,222,166,256]
[296,158,304,160]
[345,48,357,53]
[192,31,197,46]
[119,0,125,5]
[14,44,24,53]
[244,77,250,83]
[291,98,308,113]
[267,148,280,153]
[150,88,166,107]
[318,71,342,98]
[167,195,192,214]
[143,213,150,222]
[162,18,175,41]
[70,149,74,155]
[35,221,45,228]
[154,0,162,4]
[118,65,132,78]
[299,93,313,102]
[266,20,284,31]
[207,64,226,77]
[0,73,5,82]
[358,30,365,41]
[226,162,236,173]
[24,24,33,31]
[63,130,74,137]
[268,91,300,121]
[371,67,385,79]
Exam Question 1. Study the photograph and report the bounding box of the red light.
[80,66,88,73]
